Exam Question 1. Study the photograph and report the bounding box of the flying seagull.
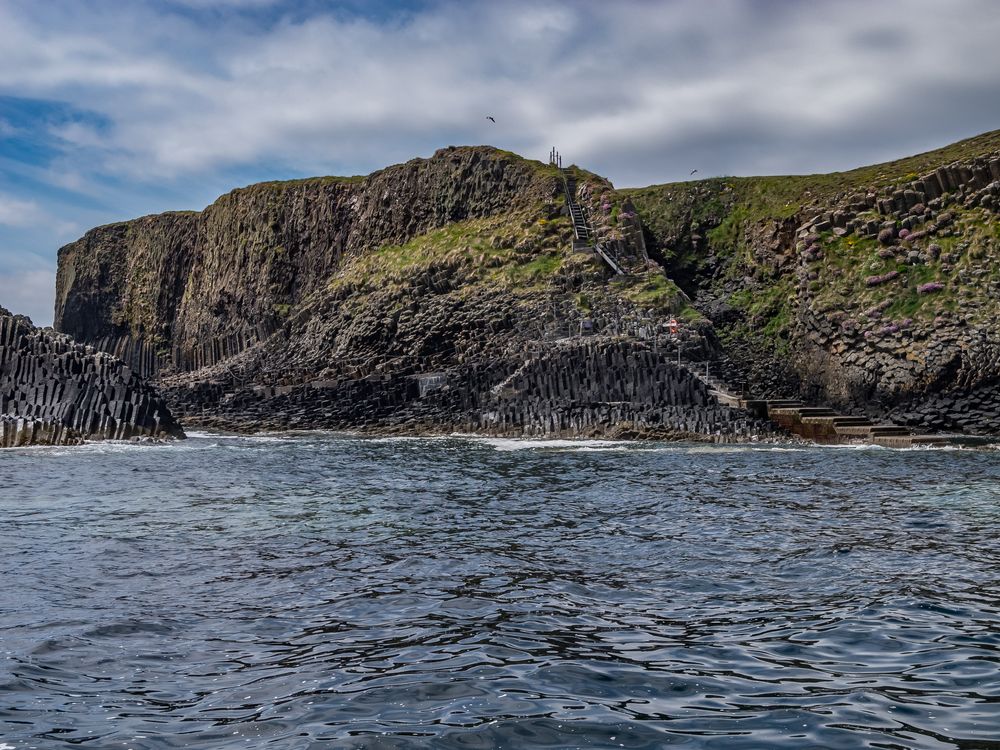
[486,116,496,123]
[690,169,698,175]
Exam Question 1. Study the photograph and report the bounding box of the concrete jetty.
[744,398,998,448]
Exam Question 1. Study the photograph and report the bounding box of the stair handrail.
[561,169,626,276]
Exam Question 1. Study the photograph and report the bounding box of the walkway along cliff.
[51,132,1000,442]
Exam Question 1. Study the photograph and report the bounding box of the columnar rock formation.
[54,145,764,440]
[0,308,183,447]
[55,147,560,377]
[164,338,774,440]
[50,131,1000,440]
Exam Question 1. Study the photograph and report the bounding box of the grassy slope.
[323,203,688,316]
[630,128,1000,227]
[625,129,1000,333]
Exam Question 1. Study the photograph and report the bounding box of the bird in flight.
[486,116,496,123]
[690,169,698,175]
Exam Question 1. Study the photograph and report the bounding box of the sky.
[2,0,1000,326]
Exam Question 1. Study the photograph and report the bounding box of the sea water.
[1,433,998,748]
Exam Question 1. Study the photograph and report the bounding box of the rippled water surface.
[2,434,999,749]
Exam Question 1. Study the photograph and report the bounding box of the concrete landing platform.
[760,401,999,448]
[872,434,1000,449]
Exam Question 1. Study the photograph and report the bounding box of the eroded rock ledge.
[163,337,776,442]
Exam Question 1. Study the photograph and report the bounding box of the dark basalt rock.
[162,337,776,442]
[54,146,560,378]
[0,308,183,447]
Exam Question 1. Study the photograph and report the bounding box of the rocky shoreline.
[160,337,778,443]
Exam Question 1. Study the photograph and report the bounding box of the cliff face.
[54,213,198,366]
[54,146,771,441]
[628,128,1000,432]
[54,132,1000,439]
[0,308,183,446]
[55,147,559,376]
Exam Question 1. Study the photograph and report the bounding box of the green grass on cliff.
[615,272,687,313]
[804,206,1000,328]
[321,203,690,322]
[622,128,1000,340]
[626,128,1000,266]
[325,209,580,297]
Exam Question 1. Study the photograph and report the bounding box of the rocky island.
[8,129,1000,447]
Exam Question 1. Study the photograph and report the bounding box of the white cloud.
[0,195,46,227]
[0,268,56,326]
[165,0,283,8]
[0,0,998,190]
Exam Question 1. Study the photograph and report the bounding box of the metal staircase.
[676,356,743,408]
[561,168,626,276]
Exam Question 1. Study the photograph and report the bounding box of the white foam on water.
[184,430,242,440]
[472,437,636,452]
[814,442,975,452]
[575,445,641,452]
[185,430,298,443]
[684,444,766,454]
[4,438,216,457]
[815,442,890,450]
[365,435,455,444]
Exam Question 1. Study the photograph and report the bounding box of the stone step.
[867,424,911,436]
[831,416,873,426]
[834,425,874,436]
[796,407,839,416]
[770,406,837,417]
[835,424,909,436]
[800,415,844,425]
[765,399,805,409]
